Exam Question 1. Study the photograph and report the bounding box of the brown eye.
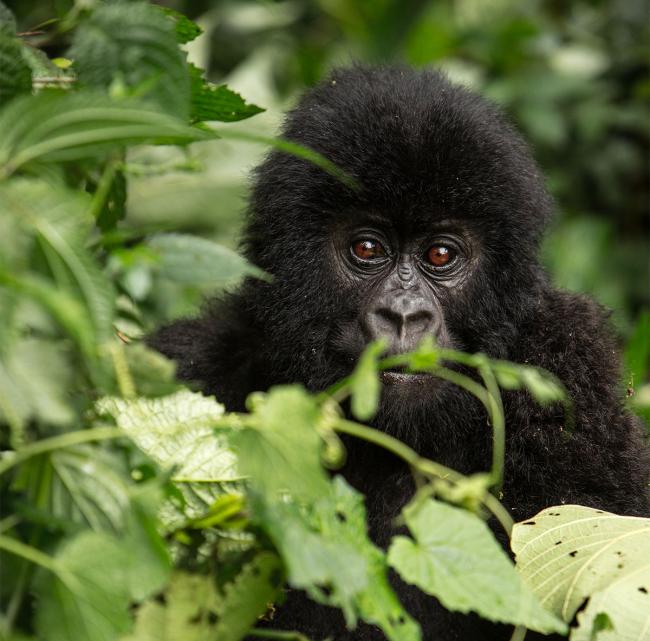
[426,245,455,267]
[352,239,385,260]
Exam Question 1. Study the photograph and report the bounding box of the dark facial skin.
[330,217,477,384]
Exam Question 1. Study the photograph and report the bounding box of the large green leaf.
[252,494,367,624]
[388,499,566,634]
[512,505,650,640]
[68,2,191,119]
[36,488,170,641]
[147,233,267,286]
[98,390,240,522]
[48,446,130,532]
[0,93,212,176]
[313,477,421,641]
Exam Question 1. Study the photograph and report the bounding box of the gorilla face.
[328,217,477,365]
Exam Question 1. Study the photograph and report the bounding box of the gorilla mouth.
[381,368,434,385]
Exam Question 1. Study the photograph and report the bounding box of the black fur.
[151,66,650,640]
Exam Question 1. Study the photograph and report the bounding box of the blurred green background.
[8,0,650,331]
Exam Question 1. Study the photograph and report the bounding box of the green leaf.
[0,272,96,360]
[350,339,386,421]
[147,233,268,286]
[512,505,650,639]
[47,446,130,532]
[124,572,222,641]
[158,7,203,44]
[36,531,132,641]
[122,485,172,601]
[252,494,367,624]
[189,64,264,123]
[0,180,115,346]
[0,32,32,103]
[406,335,440,371]
[0,339,74,437]
[229,386,329,502]
[491,361,566,403]
[68,2,191,119]
[0,93,212,176]
[388,499,566,634]
[313,477,421,641]
[97,390,240,522]
[36,488,170,641]
[213,552,283,641]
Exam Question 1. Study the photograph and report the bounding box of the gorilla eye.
[426,245,456,268]
[352,239,386,261]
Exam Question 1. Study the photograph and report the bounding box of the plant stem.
[0,535,61,575]
[332,418,514,535]
[0,426,124,476]
[334,418,461,482]
[478,360,507,494]
[109,341,136,398]
[87,156,119,222]
[509,625,528,641]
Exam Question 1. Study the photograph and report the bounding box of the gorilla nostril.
[405,309,434,330]
[369,307,435,345]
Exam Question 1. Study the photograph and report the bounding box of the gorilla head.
[239,66,550,428]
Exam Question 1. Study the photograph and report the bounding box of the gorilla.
[151,66,650,640]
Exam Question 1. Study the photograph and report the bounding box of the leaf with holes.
[512,505,650,640]
[213,552,283,641]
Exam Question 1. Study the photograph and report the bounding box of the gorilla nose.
[365,295,437,353]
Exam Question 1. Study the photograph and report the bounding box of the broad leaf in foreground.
[228,386,329,502]
[252,494,367,625]
[98,390,240,521]
[388,499,566,634]
[313,477,421,641]
[512,505,650,640]
[36,488,170,641]
[123,572,221,641]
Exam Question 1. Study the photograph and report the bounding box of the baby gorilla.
[152,65,650,640]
